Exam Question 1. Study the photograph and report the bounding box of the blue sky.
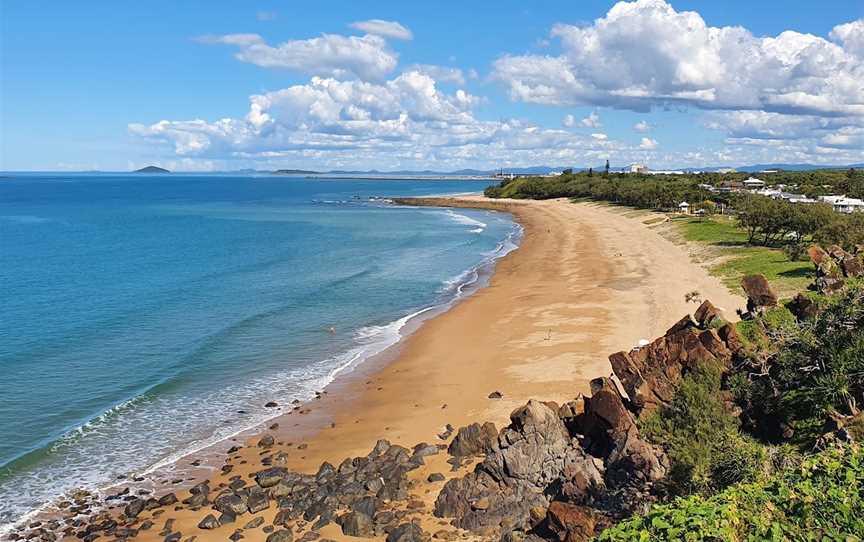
[2,0,863,171]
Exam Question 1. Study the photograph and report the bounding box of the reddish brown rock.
[694,300,722,328]
[841,256,863,278]
[788,293,819,321]
[741,274,778,313]
[544,502,598,542]
[717,323,743,353]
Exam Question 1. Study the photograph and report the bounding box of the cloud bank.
[135,5,864,169]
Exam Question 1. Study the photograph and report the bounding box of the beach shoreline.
[19,196,746,541]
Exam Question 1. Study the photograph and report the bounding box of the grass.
[672,215,813,298]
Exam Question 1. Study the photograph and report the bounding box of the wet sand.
[95,197,745,541]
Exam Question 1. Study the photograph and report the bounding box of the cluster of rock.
[190,439,439,542]
[434,300,741,541]
[12,439,442,542]
[807,244,864,294]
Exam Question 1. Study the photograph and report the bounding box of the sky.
[2,0,863,172]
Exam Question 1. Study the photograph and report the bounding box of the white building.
[820,195,864,213]
[629,163,648,174]
[742,177,766,190]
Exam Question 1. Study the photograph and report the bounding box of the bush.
[640,364,762,496]
[732,282,864,447]
[596,443,864,541]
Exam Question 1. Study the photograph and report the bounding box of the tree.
[605,159,610,177]
[588,167,593,177]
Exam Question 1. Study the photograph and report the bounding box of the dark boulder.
[256,467,288,488]
[338,511,374,537]
[386,523,429,542]
[123,498,145,519]
[266,529,294,542]
[447,423,498,457]
[197,514,220,530]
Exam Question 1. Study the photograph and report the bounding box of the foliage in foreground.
[596,443,864,542]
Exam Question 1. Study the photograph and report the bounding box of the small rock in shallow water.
[488,391,503,399]
[265,401,278,408]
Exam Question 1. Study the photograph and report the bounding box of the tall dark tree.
[588,167,593,177]
[605,159,610,177]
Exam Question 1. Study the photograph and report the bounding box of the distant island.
[133,165,170,173]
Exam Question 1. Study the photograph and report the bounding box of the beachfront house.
[819,195,864,213]
[742,177,766,190]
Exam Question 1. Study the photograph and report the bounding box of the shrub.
[596,443,864,541]
[640,363,761,496]
[732,282,864,447]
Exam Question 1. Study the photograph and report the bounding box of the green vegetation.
[597,443,864,542]
[485,169,863,252]
[733,282,864,447]
[675,215,813,296]
[597,282,864,541]
[484,170,864,295]
[640,363,766,496]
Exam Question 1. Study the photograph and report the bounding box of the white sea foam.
[443,210,487,233]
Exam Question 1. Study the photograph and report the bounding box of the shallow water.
[0,174,517,526]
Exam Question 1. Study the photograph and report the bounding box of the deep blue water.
[0,174,517,526]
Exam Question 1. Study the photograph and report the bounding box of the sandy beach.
[65,197,745,541]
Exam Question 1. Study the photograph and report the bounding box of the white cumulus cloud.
[581,111,602,128]
[562,114,576,127]
[349,19,413,41]
[639,137,658,149]
[633,120,651,133]
[406,64,467,85]
[196,32,398,81]
[493,0,864,117]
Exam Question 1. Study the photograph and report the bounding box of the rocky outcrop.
[808,244,863,294]
[607,303,739,417]
[435,301,743,540]
[434,383,665,538]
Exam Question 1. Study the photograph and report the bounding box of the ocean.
[0,174,519,527]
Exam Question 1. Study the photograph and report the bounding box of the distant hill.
[133,166,170,173]
[273,169,320,175]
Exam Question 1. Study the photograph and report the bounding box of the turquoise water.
[0,174,518,526]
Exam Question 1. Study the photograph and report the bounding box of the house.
[742,177,766,190]
[678,201,690,214]
[629,163,648,174]
[820,195,864,213]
